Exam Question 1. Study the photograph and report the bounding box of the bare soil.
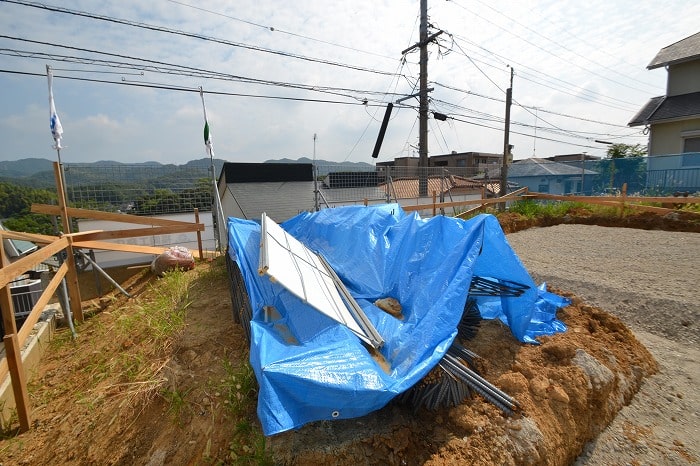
[0,209,698,465]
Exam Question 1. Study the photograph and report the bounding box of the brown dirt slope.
[1,263,250,465]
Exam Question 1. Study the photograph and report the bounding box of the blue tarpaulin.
[226,204,568,435]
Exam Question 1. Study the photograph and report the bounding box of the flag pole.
[199,87,223,252]
[46,64,78,339]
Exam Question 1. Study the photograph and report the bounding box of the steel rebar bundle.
[468,275,529,297]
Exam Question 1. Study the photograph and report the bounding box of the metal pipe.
[59,278,77,339]
[77,250,132,298]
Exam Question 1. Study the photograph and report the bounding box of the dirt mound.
[497,209,700,234]
[268,290,657,465]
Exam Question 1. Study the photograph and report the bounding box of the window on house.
[538,184,549,193]
[683,137,700,153]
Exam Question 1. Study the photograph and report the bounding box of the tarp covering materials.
[226,204,569,436]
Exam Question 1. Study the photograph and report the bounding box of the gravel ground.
[506,224,700,465]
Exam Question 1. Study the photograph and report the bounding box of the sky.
[0,0,699,166]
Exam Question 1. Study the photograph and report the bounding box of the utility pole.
[499,67,513,211]
[399,0,441,197]
[532,107,539,157]
[418,0,429,198]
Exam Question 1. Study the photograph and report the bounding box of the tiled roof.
[509,158,598,177]
[648,32,700,69]
[380,176,482,199]
[628,96,665,126]
[629,92,700,126]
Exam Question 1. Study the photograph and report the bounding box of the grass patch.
[508,200,588,218]
[161,387,193,424]
[213,359,272,465]
[20,267,197,428]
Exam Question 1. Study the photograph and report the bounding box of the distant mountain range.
[0,158,55,178]
[0,157,375,188]
[0,157,373,178]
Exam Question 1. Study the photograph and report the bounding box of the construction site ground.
[0,209,698,465]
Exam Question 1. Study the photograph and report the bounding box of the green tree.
[0,181,57,234]
[606,143,647,159]
[596,144,647,193]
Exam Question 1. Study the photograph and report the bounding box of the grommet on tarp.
[331,411,340,418]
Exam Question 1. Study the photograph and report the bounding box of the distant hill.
[0,157,374,188]
[0,158,54,178]
[0,158,226,178]
[264,157,373,169]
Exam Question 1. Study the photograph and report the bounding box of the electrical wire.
[446,0,657,94]
[446,33,641,111]
[448,115,606,150]
[0,68,390,106]
[0,38,409,103]
[461,0,660,93]
[432,81,631,128]
[165,0,397,61]
[2,0,398,77]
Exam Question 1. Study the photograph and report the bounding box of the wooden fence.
[1,162,205,432]
[401,184,698,217]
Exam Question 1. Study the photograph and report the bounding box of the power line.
[0,68,391,106]
[447,34,639,111]
[432,81,631,128]
[448,115,608,150]
[446,0,657,94]
[526,3,661,89]
[0,36,407,103]
[165,0,397,61]
[341,57,411,162]
[431,98,644,142]
[464,0,660,93]
[446,38,618,142]
[2,0,398,77]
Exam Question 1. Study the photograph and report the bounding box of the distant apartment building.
[377,151,502,177]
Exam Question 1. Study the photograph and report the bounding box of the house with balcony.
[629,31,700,192]
[508,158,598,195]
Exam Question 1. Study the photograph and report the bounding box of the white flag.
[47,65,63,149]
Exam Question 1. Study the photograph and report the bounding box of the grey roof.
[628,96,665,126]
[629,92,700,126]
[0,221,38,259]
[509,158,597,177]
[648,32,700,69]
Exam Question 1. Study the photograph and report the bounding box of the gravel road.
[506,224,700,465]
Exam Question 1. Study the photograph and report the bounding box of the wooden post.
[432,191,437,217]
[53,162,83,323]
[363,198,368,206]
[4,333,31,432]
[620,183,628,218]
[194,208,203,260]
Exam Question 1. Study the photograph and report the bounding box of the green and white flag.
[200,89,214,159]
